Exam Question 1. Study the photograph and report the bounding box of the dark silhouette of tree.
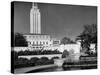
[81,24,97,43]
[77,24,97,53]
[61,37,73,45]
[62,50,69,58]
[14,33,28,47]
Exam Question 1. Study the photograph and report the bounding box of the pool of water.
[26,64,97,73]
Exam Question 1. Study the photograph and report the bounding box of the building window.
[29,36,31,38]
[36,47,38,48]
[41,41,43,44]
[33,41,34,45]
[40,41,41,45]
[28,41,31,44]
[43,42,45,44]
[37,41,38,45]
[46,42,48,45]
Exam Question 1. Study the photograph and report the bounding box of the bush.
[48,59,54,64]
[13,49,63,68]
[35,60,43,66]
[35,57,49,65]
[40,57,49,61]
[62,50,69,58]
[14,57,54,68]
[50,56,60,64]
[14,58,29,68]
[16,50,62,56]
[35,57,54,66]
[51,56,59,60]
[29,57,40,66]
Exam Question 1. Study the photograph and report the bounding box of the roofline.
[23,33,50,36]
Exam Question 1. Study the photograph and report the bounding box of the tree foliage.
[14,33,28,47]
[77,24,97,53]
[17,50,62,56]
[62,50,69,58]
[61,37,75,45]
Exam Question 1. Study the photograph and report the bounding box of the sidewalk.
[14,64,57,74]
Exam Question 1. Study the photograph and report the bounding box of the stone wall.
[14,47,29,52]
[14,44,96,54]
[18,54,62,60]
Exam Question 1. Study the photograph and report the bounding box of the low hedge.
[16,50,62,56]
[14,57,54,69]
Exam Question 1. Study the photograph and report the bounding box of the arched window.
[37,41,38,45]
[33,41,34,45]
[43,42,45,44]
[28,41,31,44]
[29,36,31,38]
[46,42,48,45]
[40,41,41,45]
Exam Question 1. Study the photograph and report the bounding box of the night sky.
[14,2,97,41]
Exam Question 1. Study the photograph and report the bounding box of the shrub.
[35,57,54,66]
[16,49,62,56]
[35,59,43,66]
[16,58,28,64]
[14,57,54,68]
[40,57,49,61]
[29,57,40,66]
[51,56,59,60]
[39,57,49,65]
[62,50,69,58]
[14,58,29,68]
[48,59,54,64]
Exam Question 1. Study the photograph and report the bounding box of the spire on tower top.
[30,2,41,34]
[32,2,38,8]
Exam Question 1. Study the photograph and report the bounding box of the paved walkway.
[14,64,57,74]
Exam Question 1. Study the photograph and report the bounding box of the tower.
[30,3,41,34]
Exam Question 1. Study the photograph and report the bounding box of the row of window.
[28,35,50,39]
[28,41,49,45]
[32,46,43,48]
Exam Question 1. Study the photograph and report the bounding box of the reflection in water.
[26,66,63,73]
[26,66,80,73]
[26,65,97,73]
[55,67,63,71]
[43,66,64,72]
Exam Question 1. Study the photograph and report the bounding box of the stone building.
[14,3,95,54]
[19,3,60,50]
[23,34,53,50]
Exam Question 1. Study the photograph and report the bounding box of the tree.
[81,24,97,43]
[62,50,69,58]
[29,57,40,66]
[77,24,97,53]
[61,37,72,45]
[14,33,28,47]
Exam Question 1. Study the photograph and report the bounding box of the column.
[38,12,41,34]
[36,11,38,34]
